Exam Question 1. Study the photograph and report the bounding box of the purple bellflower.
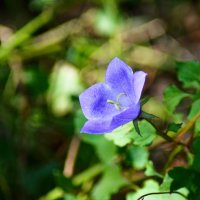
[79,57,147,134]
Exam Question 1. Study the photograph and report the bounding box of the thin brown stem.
[63,136,80,177]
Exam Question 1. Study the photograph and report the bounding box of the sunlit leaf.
[126,179,187,200]
[105,122,133,147]
[132,120,156,146]
[126,180,160,200]
[160,174,173,191]
[106,120,156,147]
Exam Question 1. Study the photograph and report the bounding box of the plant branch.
[137,191,188,200]
[0,9,53,61]
[176,111,200,143]
[63,136,80,177]
[72,163,104,186]
[145,119,186,146]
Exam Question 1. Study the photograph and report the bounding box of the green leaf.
[160,174,173,191]
[127,146,149,170]
[144,161,163,178]
[188,99,200,135]
[127,179,187,200]
[167,123,182,133]
[95,138,117,164]
[188,99,200,119]
[126,180,160,200]
[163,85,189,113]
[169,167,194,191]
[105,122,133,147]
[132,120,156,146]
[39,187,64,200]
[192,137,200,170]
[106,120,156,147]
[192,137,200,153]
[176,61,200,89]
[168,167,200,200]
[81,134,116,164]
[74,109,87,133]
[62,194,78,200]
[92,165,126,200]
[38,187,78,200]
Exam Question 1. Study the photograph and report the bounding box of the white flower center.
[107,93,126,110]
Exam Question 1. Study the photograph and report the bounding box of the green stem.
[72,163,104,186]
[145,119,186,146]
[0,9,53,61]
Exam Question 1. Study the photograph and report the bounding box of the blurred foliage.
[0,0,200,200]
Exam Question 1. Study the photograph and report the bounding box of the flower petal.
[111,103,140,127]
[132,71,147,103]
[106,57,147,104]
[81,103,140,134]
[79,83,119,120]
[81,119,113,134]
[105,57,134,102]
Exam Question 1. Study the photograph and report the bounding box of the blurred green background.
[0,0,200,199]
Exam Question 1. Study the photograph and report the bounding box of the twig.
[176,111,200,142]
[0,9,53,61]
[72,163,104,186]
[63,136,80,177]
[137,191,188,200]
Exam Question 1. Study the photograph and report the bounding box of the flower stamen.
[107,93,127,111]
[107,99,121,110]
[116,93,126,102]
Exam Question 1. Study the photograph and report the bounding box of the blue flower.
[79,57,147,134]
